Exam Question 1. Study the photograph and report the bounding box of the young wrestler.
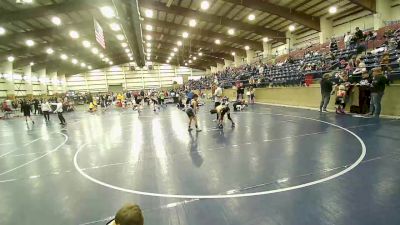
[186,94,201,132]
[211,103,235,129]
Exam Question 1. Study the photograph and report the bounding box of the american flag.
[94,19,106,49]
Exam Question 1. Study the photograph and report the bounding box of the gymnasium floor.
[0,103,400,225]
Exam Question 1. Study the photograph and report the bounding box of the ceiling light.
[231,52,235,56]
[88,65,92,70]
[100,6,115,18]
[193,56,197,60]
[177,40,182,46]
[145,24,153,31]
[22,0,33,3]
[244,46,250,50]
[228,28,235,35]
[51,16,61,26]
[145,9,153,18]
[146,35,152,41]
[121,42,128,48]
[7,56,15,62]
[60,54,68,60]
[146,43,151,47]
[173,47,178,52]
[215,39,221,45]
[200,1,210,10]
[185,62,188,66]
[116,34,124,41]
[110,23,121,31]
[99,54,105,59]
[128,53,132,57]
[189,19,197,27]
[182,32,189,38]
[0,27,5,35]
[71,59,78,64]
[109,61,113,65]
[170,52,175,56]
[104,58,110,62]
[80,62,86,67]
[189,60,192,63]
[263,37,269,42]
[199,52,203,56]
[125,49,131,53]
[166,60,169,63]
[91,48,99,54]
[82,40,91,48]
[329,6,337,14]
[147,56,150,60]
[46,48,54,54]
[248,14,255,21]
[25,39,35,47]
[289,25,295,31]
[129,57,133,60]
[30,62,34,66]
[146,48,151,53]
[69,30,79,39]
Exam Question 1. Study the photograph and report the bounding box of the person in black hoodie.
[319,73,333,112]
[369,67,389,118]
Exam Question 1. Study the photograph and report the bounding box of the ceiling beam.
[347,0,376,12]
[139,0,286,42]
[222,0,320,31]
[143,18,263,50]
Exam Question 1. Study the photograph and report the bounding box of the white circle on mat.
[74,112,366,199]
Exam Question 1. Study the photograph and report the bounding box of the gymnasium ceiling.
[0,0,376,74]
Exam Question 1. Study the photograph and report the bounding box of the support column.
[374,0,392,30]
[320,17,333,44]
[1,62,15,98]
[206,68,211,76]
[58,73,67,92]
[234,55,242,67]
[37,68,47,96]
[23,65,33,96]
[263,42,272,59]
[210,66,217,74]
[217,63,224,72]
[246,50,255,64]
[49,71,58,95]
[285,31,294,55]
[224,59,233,68]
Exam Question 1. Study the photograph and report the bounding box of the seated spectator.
[353,58,366,75]
[329,38,338,52]
[2,100,12,112]
[108,203,144,225]
[380,51,391,74]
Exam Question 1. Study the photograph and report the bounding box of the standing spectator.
[21,100,35,125]
[380,51,391,74]
[354,27,364,42]
[33,99,39,115]
[41,99,51,122]
[329,38,338,52]
[344,32,353,49]
[53,99,66,125]
[319,73,333,112]
[369,67,389,118]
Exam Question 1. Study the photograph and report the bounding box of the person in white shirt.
[41,100,51,121]
[213,85,223,121]
[53,99,66,125]
[344,32,353,49]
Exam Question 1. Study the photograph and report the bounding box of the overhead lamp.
[200,1,210,10]
[129,57,133,61]
[7,56,15,62]
[22,0,33,4]
[173,47,178,52]
[147,56,150,60]
[248,14,255,21]
[215,39,221,45]
[51,16,61,26]
[329,6,337,14]
[128,53,132,57]
[244,45,250,50]
[104,58,110,62]
[228,28,235,35]
[166,60,169,63]
[46,48,54,54]
[182,32,189,38]
[91,47,99,54]
[199,52,203,56]
[189,19,197,27]
[263,37,269,42]
[80,62,86,67]
[193,56,197,60]
[146,43,151,47]
[170,52,175,56]
[168,57,171,60]
[116,34,124,40]
[185,62,188,66]
[177,40,183,46]
[145,24,153,31]
[146,48,151,53]
[146,35,152,41]
[0,27,5,35]
[125,48,130,53]
[100,6,115,18]
[81,40,91,48]
[110,23,121,31]
[109,61,113,65]
[30,62,34,66]
[288,25,295,31]
[145,9,153,18]
[69,30,79,39]
[71,58,78,64]
[60,54,68,60]
[87,65,92,70]
[121,42,128,48]
[25,39,35,47]
[231,52,235,56]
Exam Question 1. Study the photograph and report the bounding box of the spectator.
[108,203,144,225]
[353,58,366,75]
[329,38,338,52]
[319,73,333,112]
[380,51,391,74]
[344,32,353,49]
[369,67,389,118]
[354,27,364,42]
